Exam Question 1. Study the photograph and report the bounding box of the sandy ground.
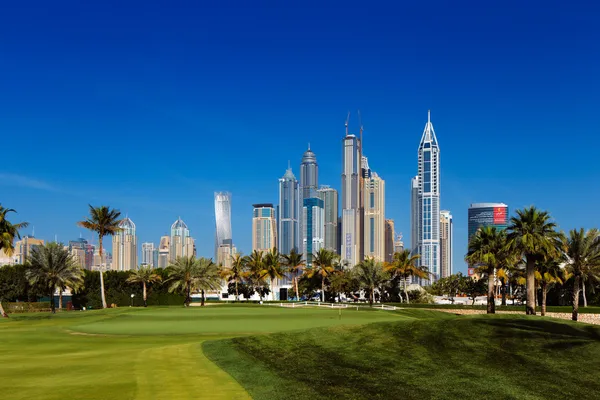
[432,308,600,325]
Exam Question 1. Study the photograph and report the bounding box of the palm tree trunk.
[201,289,205,306]
[572,275,580,321]
[404,277,409,304]
[294,275,299,301]
[321,277,325,302]
[50,288,56,314]
[185,283,190,306]
[0,301,7,318]
[541,281,547,316]
[582,280,587,307]
[525,257,536,315]
[59,289,63,311]
[487,270,495,314]
[235,279,239,301]
[370,287,374,307]
[99,236,108,309]
[143,282,147,307]
[501,278,507,306]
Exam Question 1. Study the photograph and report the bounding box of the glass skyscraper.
[112,217,137,271]
[303,197,324,266]
[252,204,277,252]
[317,186,338,253]
[412,111,441,282]
[214,192,233,259]
[278,167,300,255]
[341,132,361,267]
[468,203,509,240]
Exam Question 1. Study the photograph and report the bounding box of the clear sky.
[1,1,599,273]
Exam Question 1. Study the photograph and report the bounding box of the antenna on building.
[345,112,350,136]
[307,142,310,150]
[428,109,431,124]
[287,160,291,169]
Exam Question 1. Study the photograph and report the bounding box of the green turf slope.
[203,313,600,400]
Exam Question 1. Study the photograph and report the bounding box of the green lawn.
[2,305,599,400]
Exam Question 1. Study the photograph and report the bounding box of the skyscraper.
[300,146,319,199]
[170,217,194,261]
[341,127,362,267]
[468,203,509,240]
[317,186,338,253]
[302,197,324,266]
[414,111,441,283]
[440,210,453,279]
[278,167,300,255]
[112,217,137,271]
[12,235,44,265]
[252,204,277,252]
[363,157,385,261]
[384,219,395,263]
[214,192,233,259]
[158,235,170,268]
[68,238,89,269]
[141,242,155,267]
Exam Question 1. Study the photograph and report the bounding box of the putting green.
[0,305,407,400]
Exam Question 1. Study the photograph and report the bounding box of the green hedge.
[3,302,52,313]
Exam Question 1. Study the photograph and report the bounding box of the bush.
[4,302,52,313]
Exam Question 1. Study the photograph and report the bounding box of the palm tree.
[127,266,162,307]
[0,205,29,257]
[220,253,246,301]
[282,249,305,301]
[466,226,508,314]
[195,257,222,306]
[305,248,338,302]
[562,228,600,321]
[506,206,561,315]
[246,250,268,301]
[354,258,386,306]
[264,248,285,300]
[77,205,122,309]
[535,259,564,316]
[167,256,199,306]
[26,243,83,313]
[384,250,424,304]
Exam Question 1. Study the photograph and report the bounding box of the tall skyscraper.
[278,167,300,255]
[302,197,324,266]
[12,235,44,265]
[384,219,395,263]
[170,217,194,261]
[440,210,453,279]
[112,217,137,271]
[363,157,385,261]
[252,204,277,252]
[214,192,233,259]
[468,203,509,240]
[394,233,405,254]
[341,126,362,267]
[300,146,319,199]
[141,242,155,267]
[413,110,441,283]
[317,186,338,253]
[68,238,89,269]
[158,235,170,268]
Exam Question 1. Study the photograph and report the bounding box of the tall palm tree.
[354,258,386,306]
[127,266,162,307]
[0,205,29,257]
[466,226,508,314]
[384,250,424,304]
[535,258,564,316]
[220,253,246,301]
[195,257,222,306]
[506,206,561,315]
[167,256,199,307]
[306,248,338,302]
[282,249,305,301]
[77,205,122,309]
[562,228,600,321]
[264,248,285,300]
[26,243,84,313]
[246,250,268,301]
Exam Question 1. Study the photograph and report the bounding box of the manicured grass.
[204,312,600,400]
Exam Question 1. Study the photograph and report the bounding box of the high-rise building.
[170,217,195,261]
[394,233,405,254]
[278,167,300,255]
[410,176,419,255]
[341,127,362,267]
[112,217,137,271]
[68,238,89,269]
[12,235,44,264]
[141,242,155,267]
[413,111,441,283]
[468,203,509,240]
[317,186,338,253]
[252,204,277,252]
[440,210,453,279]
[302,197,324,266]
[214,192,233,259]
[217,243,237,269]
[92,247,111,270]
[158,235,170,268]
[152,248,159,268]
[363,159,385,261]
[300,146,319,199]
[384,219,395,263]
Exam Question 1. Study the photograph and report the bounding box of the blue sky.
[1,1,599,273]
